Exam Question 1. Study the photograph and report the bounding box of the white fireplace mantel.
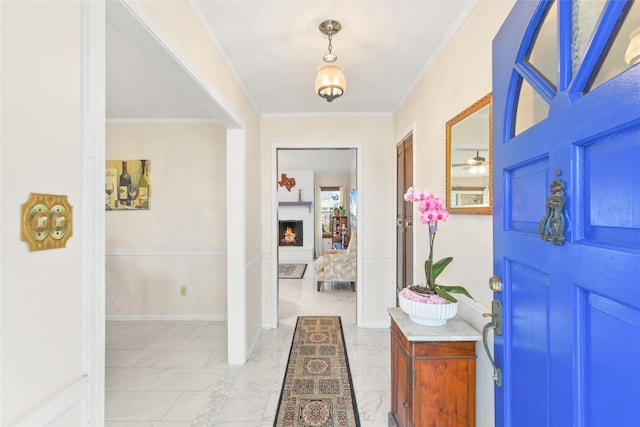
[278,201,313,213]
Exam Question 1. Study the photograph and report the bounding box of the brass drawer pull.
[403,401,410,408]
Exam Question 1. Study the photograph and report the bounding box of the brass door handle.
[489,275,502,292]
[482,299,503,387]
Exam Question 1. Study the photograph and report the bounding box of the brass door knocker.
[538,180,566,246]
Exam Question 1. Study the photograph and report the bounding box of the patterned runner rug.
[278,263,307,279]
[274,316,360,426]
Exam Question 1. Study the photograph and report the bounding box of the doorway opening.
[274,147,361,327]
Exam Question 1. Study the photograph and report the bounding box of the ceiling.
[106,1,478,119]
[106,1,479,177]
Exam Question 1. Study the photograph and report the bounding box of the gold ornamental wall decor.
[21,193,73,251]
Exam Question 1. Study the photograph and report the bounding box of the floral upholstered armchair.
[315,231,356,291]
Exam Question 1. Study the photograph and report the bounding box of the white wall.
[0,1,104,424]
[106,122,227,319]
[261,116,394,328]
[135,0,263,363]
[394,1,515,426]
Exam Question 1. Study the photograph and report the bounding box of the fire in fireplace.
[279,220,303,246]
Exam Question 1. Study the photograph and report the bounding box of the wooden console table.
[388,307,481,427]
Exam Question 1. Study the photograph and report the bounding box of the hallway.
[105,265,390,426]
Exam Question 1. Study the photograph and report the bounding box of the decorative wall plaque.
[278,173,296,192]
[21,193,73,251]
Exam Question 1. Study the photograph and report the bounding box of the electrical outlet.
[180,286,187,296]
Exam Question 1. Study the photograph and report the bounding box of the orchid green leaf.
[437,284,475,301]
[425,257,453,283]
[434,286,458,303]
[432,257,453,278]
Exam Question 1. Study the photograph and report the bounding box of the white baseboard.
[10,376,88,427]
[106,314,227,321]
[359,321,391,329]
[247,327,263,360]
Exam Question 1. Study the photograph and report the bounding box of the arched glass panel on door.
[571,0,607,77]
[526,0,559,89]
[514,76,550,137]
[509,1,557,138]
[507,1,639,140]
[587,1,640,91]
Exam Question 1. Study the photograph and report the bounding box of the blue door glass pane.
[526,0,558,88]
[514,76,550,136]
[587,1,640,91]
[571,0,607,76]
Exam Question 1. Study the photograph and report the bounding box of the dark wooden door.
[397,134,413,301]
[493,1,640,425]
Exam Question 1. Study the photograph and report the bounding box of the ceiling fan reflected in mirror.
[452,150,488,174]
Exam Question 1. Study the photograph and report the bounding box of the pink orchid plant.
[403,187,473,303]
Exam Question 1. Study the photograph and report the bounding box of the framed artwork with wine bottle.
[106,159,150,210]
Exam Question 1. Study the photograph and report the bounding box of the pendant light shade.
[315,63,346,102]
[316,19,346,102]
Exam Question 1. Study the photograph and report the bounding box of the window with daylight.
[320,186,341,237]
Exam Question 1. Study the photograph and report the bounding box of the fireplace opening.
[279,220,303,246]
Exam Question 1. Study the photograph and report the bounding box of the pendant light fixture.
[315,19,347,102]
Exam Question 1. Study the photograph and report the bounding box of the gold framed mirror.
[446,93,492,215]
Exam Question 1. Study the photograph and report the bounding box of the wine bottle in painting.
[138,160,149,208]
[105,162,117,209]
[118,161,131,206]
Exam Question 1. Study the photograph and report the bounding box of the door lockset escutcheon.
[482,276,503,387]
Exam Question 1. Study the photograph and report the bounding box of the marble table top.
[388,307,481,342]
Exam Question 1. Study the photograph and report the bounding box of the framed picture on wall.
[106,159,150,210]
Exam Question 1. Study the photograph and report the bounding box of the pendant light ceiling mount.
[315,19,346,103]
[319,19,341,63]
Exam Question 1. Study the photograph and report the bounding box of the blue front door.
[493,1,640,426]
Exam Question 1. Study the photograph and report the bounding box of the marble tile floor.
[105,263,391,426]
